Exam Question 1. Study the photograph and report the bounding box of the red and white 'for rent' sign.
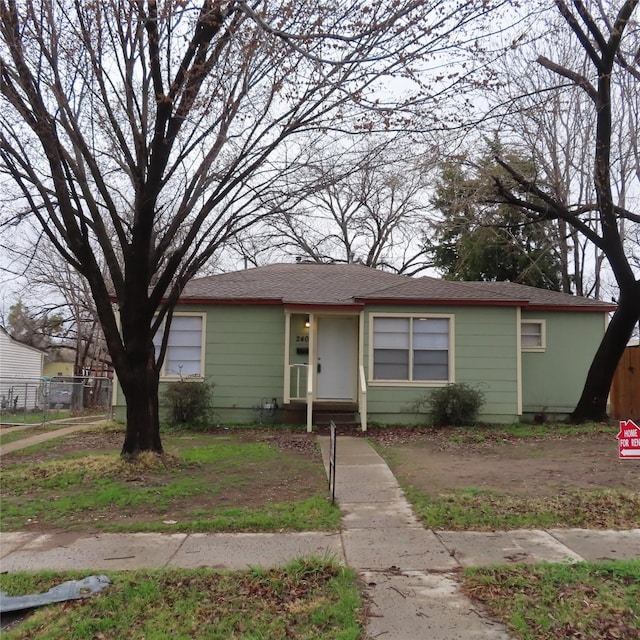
[617,420,640,459]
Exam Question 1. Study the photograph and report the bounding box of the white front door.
[316,317,357,400]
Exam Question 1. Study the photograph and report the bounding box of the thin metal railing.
[329,420,337,504]
[288,364,308,401]
[358,364,367,432]
[306,363,314,433]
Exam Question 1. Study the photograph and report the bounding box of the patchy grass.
[404,486,640,531]
[448,422,611,443]
[367,421,614,448]
[370,423,639,530]
[0,428,339,533]
[462,560,640,639]
[0,424,74,447]
[0,410,73,426]
[0,558,364,640]
[104,496,338,533]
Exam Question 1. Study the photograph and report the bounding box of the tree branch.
[537,55,598,101]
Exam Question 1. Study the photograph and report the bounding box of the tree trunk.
[569,282,640,423]
[557,218,572,294]
[119,346,163,456]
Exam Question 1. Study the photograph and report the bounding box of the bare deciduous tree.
[488,14,640,299]
[490,0,640,421]
[231,137,433,274]
[0,0,507,454]
[0,229,111,375]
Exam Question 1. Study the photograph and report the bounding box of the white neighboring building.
[0,326,46,410]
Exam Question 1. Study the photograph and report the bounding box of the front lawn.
[0,559,363,639]
[0,411,72,427]
[403,486,640,531]
[462,559,640,639]
[0,425,339,533]
[369,423,640,530]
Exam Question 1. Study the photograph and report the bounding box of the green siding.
[363,304,519,424]
[521,310,607,417]
[114,304,286,424]
[204,305,285,416]
[112,300,608,427]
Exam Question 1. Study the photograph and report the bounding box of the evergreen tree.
[426,144,563,290]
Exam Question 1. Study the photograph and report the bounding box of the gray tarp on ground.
[0,575,111,613]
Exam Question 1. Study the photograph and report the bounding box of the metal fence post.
[329,420,337,504]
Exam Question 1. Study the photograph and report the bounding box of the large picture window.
[372,315,451,382]
[153,314,204,377]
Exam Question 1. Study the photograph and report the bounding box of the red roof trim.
[174,297,283,306]
[146,298,614,312]
[526,304,615,312]
[113,295,615,313]
[284,303,364,312]
[359,297,615,311]
[357,297,524,307]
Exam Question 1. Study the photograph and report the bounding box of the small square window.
[521,321,545,351]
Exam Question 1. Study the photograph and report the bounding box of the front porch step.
[283,402,359,427]
[312,412,359,426]
[313,403,359,428]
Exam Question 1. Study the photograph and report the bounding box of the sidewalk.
[1,431,639,638]
[0,424,97,455]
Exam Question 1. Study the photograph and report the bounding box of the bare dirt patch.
[366,426,639,497]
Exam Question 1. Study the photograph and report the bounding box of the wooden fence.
[610,346,639,420]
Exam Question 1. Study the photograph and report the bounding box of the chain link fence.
[0,376,113,425]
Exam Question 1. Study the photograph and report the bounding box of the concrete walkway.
[316,437,640,639]
[0,423,97,455]
[320,437,509,639]
[1,432,639,639]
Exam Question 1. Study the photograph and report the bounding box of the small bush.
[414,383,485,427]
[162,380,215,429]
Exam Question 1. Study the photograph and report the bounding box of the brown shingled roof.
[460,281,616,310]
[180,263,616,311]
[356,276,527,305]
[180,263,405,305]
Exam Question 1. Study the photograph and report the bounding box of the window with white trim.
[521,320,545,351]
[153,314,204,377]
[372,316,450,382]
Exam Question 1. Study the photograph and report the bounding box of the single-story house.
[0,326,47,410]
[113,263,615,430]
